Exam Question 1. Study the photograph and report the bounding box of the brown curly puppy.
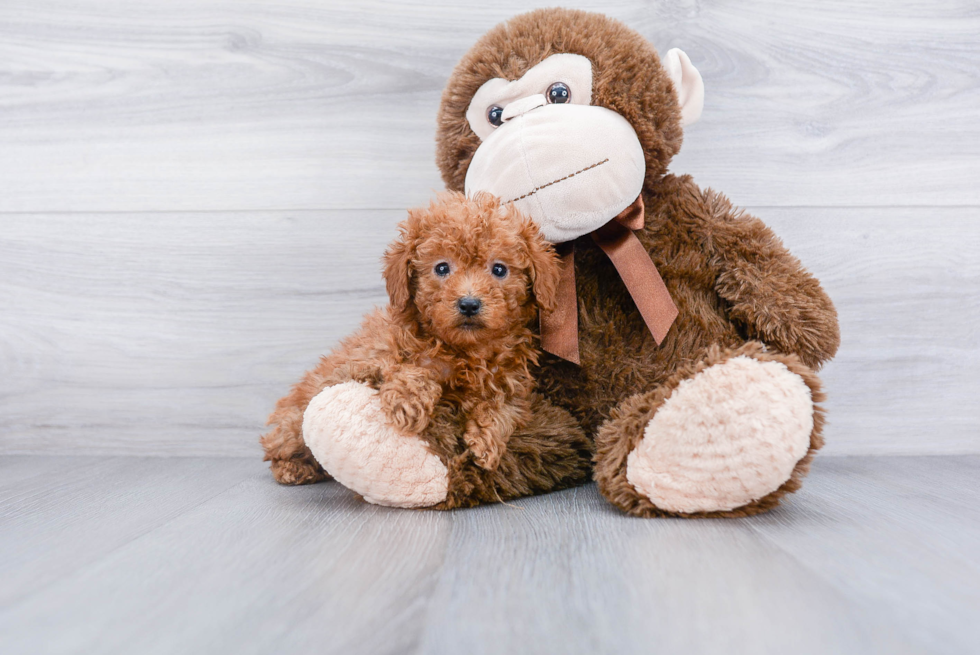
[261,191,565,484]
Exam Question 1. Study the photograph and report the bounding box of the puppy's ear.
[383,211,420,312]
[521,218,561,313]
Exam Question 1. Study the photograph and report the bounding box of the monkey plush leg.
[594,342,825,518]
[303,384,592,509]
[261,350,386,486]
[436,395,592,509]
[303,382,449,508]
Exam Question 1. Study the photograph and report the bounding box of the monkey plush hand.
[269,9,839,517]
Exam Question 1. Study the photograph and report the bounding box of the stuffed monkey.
[265,8,839,518]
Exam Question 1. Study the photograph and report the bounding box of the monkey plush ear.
[382,215,418,313]
[663,48,704,127]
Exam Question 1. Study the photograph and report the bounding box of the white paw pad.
[302,381,449,508]
[626,356,813,513]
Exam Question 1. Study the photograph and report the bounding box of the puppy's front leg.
[378,365,443,435]
[464,399,528,471]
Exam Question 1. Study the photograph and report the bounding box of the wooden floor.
[1,455,977,654]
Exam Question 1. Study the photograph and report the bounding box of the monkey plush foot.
[303,381,449,508]
[594,343,825,517]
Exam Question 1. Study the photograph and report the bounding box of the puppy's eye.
[434,262,451,277]
[491,263,508,278]
[487,105,504,127]
[546,82,571,104]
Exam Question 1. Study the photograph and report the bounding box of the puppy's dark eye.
[487,105,504,127]
[491,263,508,278]
[434,262,451,277]
[546,82,570,104]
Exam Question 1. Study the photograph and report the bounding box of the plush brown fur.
[436,9,684,199]
[593,342,825,518]
[435,9,841,517]
[261,192,592,500]
[408,392,593,510]
[535,177,840,439]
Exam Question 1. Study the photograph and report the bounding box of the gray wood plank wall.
[1,0,978,456]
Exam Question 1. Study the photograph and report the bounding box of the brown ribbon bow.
[540,196,678,364]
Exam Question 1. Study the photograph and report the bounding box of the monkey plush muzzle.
[465,102,646,243]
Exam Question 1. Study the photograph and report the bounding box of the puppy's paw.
[379,386,434,434]
[378,367,442,435]
[464,421,504,471]
[269,458,329,486]
[471,446,501,471]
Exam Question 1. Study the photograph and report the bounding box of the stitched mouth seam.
[504,158,610,204]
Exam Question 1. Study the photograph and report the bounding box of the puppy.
[261,191,560,480]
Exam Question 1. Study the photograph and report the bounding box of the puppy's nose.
[457,296,482,317]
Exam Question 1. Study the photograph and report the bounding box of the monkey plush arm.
[705,201,840,370]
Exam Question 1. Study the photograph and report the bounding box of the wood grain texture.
[2,455,977,654]
[0,456,255,608]
[749,456,980,654]
[2,207,977,456]
[0,0,977,212]
[0,456,451,655]
[766,208,980,454]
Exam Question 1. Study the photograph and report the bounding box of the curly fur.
[261,192,583,488]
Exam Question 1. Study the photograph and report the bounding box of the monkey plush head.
[436,8,704,243]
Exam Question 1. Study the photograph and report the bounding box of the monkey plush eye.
[487,105,504,127]
[491,262,508,278]
[546,82,571,104]
[434,262,451,277]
